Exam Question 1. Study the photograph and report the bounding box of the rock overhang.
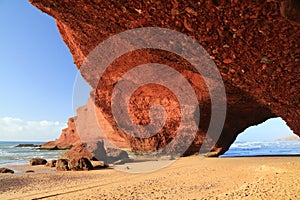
[31,0,300,156]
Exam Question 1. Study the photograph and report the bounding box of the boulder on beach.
[81,141,131,165]
[45,160,57,168]
[0,168,14,174]
[30,158,47,166]
[62,141,130,166]
[56,159,69,171]
[89,141,108,164]
[55,141,132,171]
[106,147,130,164]
[68,157,94,171]
[57,142,112,171]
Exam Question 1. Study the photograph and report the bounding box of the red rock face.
[41,117,81,149]
[32,0,300,156]
[281,0,300,25]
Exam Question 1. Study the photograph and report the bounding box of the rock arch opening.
[222,118,300,157]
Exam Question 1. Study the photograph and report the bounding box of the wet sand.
[0,156,299,200]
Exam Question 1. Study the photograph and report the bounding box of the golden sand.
[1,156,299,200]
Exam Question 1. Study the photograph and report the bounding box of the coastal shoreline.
[5,164,56,175]
[1,156,299,199]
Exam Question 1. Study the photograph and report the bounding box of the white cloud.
[0,117,67,142]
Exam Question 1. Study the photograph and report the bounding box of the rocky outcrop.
[30,158,47,166]
[106,148,130,164]
[40,117,81,150]
[56,142,109,171]
[31,0,300,156]
[15,144,41,148]
[40,97,128,151]
[68,157,93,171]
[0,168,14,174]
[60,141,129,165]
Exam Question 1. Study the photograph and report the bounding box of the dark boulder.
[56,159,69,171]
[30,158,47,166]
[68,157,93,171]
[0,168,14,174]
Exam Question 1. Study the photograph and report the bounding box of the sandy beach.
[0,156,299,200]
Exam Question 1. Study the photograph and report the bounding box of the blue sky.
[0,1,79,141]
[0,1,295,142]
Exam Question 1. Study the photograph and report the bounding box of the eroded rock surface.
[61,143,94,161]
[40,117,81,150]
[31,0,300,156]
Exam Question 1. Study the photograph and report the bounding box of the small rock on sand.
[0,167,14,174]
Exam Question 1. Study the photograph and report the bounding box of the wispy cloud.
[0,117,67,141]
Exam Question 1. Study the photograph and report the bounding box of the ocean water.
[0,141,299,167]
[222,140,300,157]
[0,141,66,166]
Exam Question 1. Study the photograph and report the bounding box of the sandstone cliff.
[41,117,81,149]
[33,0,300,156]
